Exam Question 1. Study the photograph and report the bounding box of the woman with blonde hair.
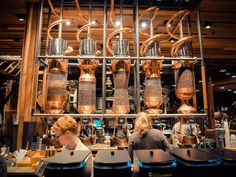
[52,115,88,150]
[128,112,170,160]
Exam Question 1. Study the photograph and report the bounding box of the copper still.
[45,17,73,114]
[46,38,72,114]
[77,39,98,114]
[166,10,196,114]
[138,7,167,114]
[111,40,131,114]
[174,44,196,114]
[142,42,163,114]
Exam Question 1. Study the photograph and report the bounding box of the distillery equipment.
[139,7,164,114]
[46,16,73,114]
[166,10,196,114]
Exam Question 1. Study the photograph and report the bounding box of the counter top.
[7,167,35,175]
[88,143,118,151]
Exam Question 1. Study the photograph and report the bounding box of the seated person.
[172,117,200,148]
[128,112,170,160]
[52,115,88,150]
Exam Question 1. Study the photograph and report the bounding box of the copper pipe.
[171,36,192,57]
[138,7,158,37]
[48,0,59,18]
[42,69,47,112]
[47,19,72,40]
[76,23,98,43]
[75,0,88,23]
[109,0,117,29]
[166,10,190,40]
[140,33,165,57]
[106,28,133,54]
[201,65,208,112]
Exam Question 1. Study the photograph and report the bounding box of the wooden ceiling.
[0,0,236,108]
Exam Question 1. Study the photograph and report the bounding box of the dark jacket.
[128,129,171,160]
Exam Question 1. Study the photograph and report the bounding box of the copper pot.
[77,38,98,114]
[142,59,163,112]
[48,59,68,73]
[111,60,130,114]
[177,102,196,114]
[175,67,196,114]
[46,70,67,114]
[77,60,98,114]
[176,67,195,101]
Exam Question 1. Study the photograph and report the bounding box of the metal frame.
[33,0,206,119]
[33,113,207,118]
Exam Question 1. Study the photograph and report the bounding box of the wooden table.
[7,167,37,177]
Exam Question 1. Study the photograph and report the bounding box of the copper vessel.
[111,40,130,114]
[46,39,71,114]
[78,39,98,114]
[175,47,196,114]
[46,70,68,114]
[165,10,196,114]
[142,42,163,114]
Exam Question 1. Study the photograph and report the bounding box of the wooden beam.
[16,2,39,150]
[206,61,215,129]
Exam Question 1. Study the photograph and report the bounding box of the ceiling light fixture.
[115,21,121,27]
[225,72,232,76]
[220,86,225,90]
[232,75,236,78]
[169,38,175,43]
[140,20,149,28]
[91,20,98,24]
[65,21,71,26]
[16,14,26,22]
[203,22,213,29]
[219,69,226,73]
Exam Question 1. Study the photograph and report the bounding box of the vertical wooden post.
[16,3,39,150]
[206,61,215,129]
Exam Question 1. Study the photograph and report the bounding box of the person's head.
[134,112,151,137]
[52,115,79,146]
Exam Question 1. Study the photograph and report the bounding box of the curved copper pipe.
[138,7,158,37]
[106,28,133,54]
[166,10,190,40]
[109,0,117,29]
[48,0,60,18]
[47,19,72,40]
[76,23,99,43]
[171,36,192,57]
[75,0,88,23]
[140,33,166,57]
